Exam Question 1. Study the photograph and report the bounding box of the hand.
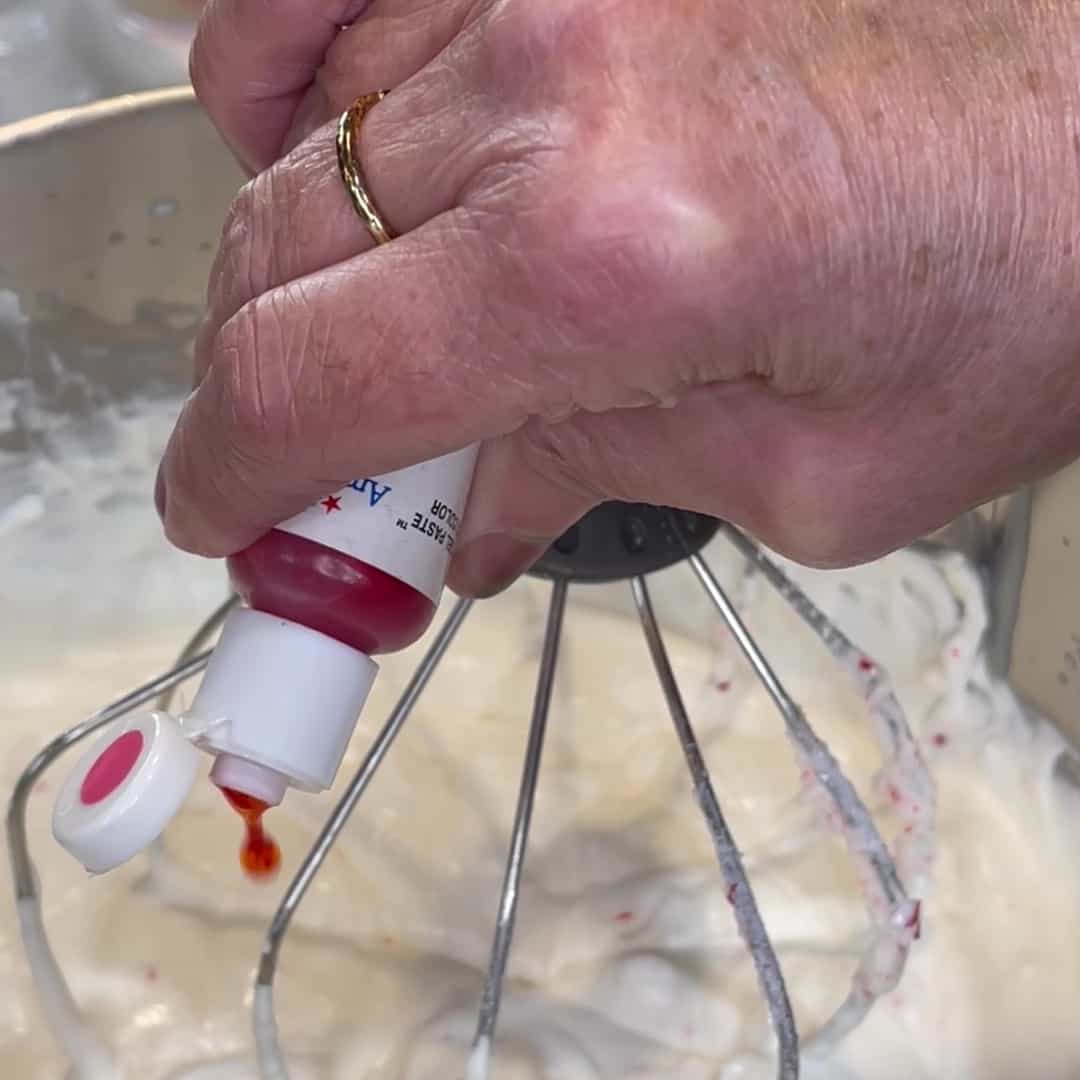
[158,0,1080,597]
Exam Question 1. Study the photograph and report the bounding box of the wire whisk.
[8,516,933,1080]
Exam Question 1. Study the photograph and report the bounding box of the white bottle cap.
[185,607,379,797]
[52,710,200,875]
[52,608,377,874]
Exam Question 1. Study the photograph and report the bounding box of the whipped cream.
[4,373,1080,1079]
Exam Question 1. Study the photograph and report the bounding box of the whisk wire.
[469,578,569,1078]
[689,542,927,1052]
[632,573,801,1080]
[688,552,904,905]
[254,596,475,1079]
[9,523,933,1079]
[6,619,222,1077]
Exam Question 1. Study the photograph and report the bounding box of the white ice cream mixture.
[4,332,1080,1079]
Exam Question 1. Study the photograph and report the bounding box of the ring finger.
[283,0,476,150]
[199,62,525,375]
[189,0,472,174]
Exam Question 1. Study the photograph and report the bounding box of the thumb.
[448,434,598,598]
[448,379,801,597]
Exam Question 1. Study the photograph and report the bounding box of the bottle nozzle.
[210,754,288,806]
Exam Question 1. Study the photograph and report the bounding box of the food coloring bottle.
[53,448,477,877]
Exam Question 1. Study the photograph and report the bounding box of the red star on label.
[321,495,342,514]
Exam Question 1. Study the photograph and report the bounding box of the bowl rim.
[0,86,195,151]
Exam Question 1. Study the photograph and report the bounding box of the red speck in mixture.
[145,966,158,983]
[716,679,731,693]
[932,733,948,748]
[887,784,902,804]
[615,911,634,924]
[905,900,923,940]
[727,883,738,905]
[858,657,874,672]
[949,646,961,659]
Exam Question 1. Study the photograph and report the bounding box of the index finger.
[189,0,369,173]
[156,210,543,558]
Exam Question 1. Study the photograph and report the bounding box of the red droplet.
[887,784,902,804]
[949,646,960,659]
[858,657,874,672]
[145,965,158,983]
[716,679,731,693]
[931,733,948,748]
[727,883,738,905]
[614,911,634,924]
[221,788,281,882]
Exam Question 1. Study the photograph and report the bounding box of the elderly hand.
[157,0,1080,596]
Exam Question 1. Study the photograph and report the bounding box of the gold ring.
[336,91,396,246]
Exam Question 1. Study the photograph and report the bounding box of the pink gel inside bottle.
[227,528,437,656]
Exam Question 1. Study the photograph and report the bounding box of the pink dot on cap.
[80,729,144,806]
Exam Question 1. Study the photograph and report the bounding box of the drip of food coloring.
[221,788,281,881]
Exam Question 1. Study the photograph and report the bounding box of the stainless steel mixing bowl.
[1,87,1078,740]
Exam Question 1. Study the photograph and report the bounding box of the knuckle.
[220,178,253,244]
[482,0,607,89]
[215,137,340,313]
[519,171,692,341]
[213,281,360,478]
[247,168,289,291]
[217,180,261,303]
[210,299,293,466]
[320,29,367,98]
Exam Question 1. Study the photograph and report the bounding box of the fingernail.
[451,533,547,598]
[154,465,168,521]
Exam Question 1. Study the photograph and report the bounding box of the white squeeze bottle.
[53,448,478,877]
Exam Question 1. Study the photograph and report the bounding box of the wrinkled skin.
[157,0,1080,597]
